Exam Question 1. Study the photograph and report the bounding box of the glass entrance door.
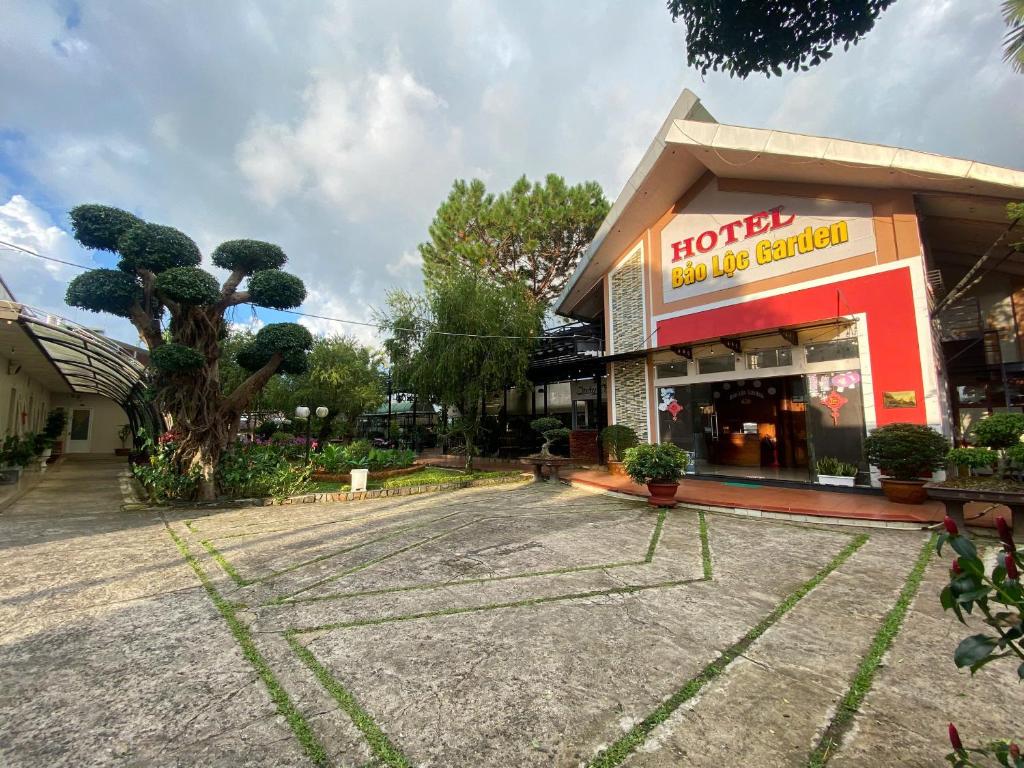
[66,408,92,453]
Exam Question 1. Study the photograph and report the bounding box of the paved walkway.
[2,457,1020,766]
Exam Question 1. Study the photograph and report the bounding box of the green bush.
[947,446,996,471]
[43,409,67,440]
[131,434,200,502]
[311,443,415,474]
[972,413,1024,451]
[816,456,858,477]
[863,423,948,481]
[151,343,204,374]
[623,442,689,484]
[154,266,220,305]
[602,424,639,462]
[217,444,311,500]
[65,268,142,318]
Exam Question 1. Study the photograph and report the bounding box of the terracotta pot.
[646,480,679,508]
[880,478,928,505]
[607,460,627,477]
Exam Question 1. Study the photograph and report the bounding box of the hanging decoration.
[820,390,848,426]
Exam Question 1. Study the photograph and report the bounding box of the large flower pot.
[607,460,627,477]
[646,480,679,508]
[880,478,928,505]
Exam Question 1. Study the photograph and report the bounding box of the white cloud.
[227,313,265,335]
[386,250,422,277]
[0,194,83,280]
[298,287,381,347]
[236,57,461,218]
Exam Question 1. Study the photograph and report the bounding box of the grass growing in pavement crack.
[292,578,705,634]
[287,631,413,768]
[165,524,329,767]
[587,532,869,768]
[643,509,666,563]
[698,510,712,580]
[806,534,935,767]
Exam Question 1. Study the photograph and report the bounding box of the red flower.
[1010,742,1020,759]
[1007,553,1020,581]
[949,723,964,752]
[944,516,959,536]
[996,516,1016,552]
[951,559,962,575]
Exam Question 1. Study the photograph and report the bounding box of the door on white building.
[66,408,93,453]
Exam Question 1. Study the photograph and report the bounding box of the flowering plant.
[939,515,1023,766]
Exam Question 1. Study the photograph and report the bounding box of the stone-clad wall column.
[608,244,650,442]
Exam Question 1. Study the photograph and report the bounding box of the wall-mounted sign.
[570,380,599,401]
[883,390,917,409]
[661,184,876,302]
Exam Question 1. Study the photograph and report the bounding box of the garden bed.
[310,463,423,483]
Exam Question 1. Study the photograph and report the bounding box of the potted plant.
[602,424,639,476]
[815,456,858,487]
[530,417,571,459]
[116,424,133,456]
[863,422,948,504]
[43,408,67,458]
[623,442,689,508]
[926,413,1024,531]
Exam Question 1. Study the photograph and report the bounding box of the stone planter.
[925,482,1024,537]
[818,474,856,487]
[646,480,679,509]
[880,478,928,505]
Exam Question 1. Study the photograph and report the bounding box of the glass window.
[805,338,859,364]
[697,354,736,375]
[655,361,688,379]
[747,347,793,370]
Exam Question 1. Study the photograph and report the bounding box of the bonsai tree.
[623,442,689,485]
[531,417,570,458]
[972,412,1024,479]
[863,422,948,481]
[64,204,313,499]
[602,424,639,463]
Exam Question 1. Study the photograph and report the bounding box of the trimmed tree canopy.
[212,239,287,273]
[65,268,142,318]
[667,0,895,78]
[155,267,221,306]
[247,270,306,309]
[151,343,205,374]
[118,223,202,272]
[237,323,314,375]
[69,204,143,252]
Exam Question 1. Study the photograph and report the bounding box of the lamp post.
[294,405,328,465]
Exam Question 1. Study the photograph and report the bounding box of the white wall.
[0,353,52,436]
[50,393,130,454]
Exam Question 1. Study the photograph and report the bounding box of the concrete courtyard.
[1,457,1020,767]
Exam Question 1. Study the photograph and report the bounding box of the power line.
[0,239,94,270]
[0,239,599,341]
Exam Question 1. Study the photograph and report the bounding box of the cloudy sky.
[0,0,1020,346]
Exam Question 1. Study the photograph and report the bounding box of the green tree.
[419,174,609,305]
[65,205,312,499]
[666,0,896,78]
[1005,0,1024,73]
[380,268,543,467]
[259,335,386,440]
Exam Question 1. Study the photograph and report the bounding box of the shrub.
[816,456,858,477]
[623,442,689,484]
[947,446,996,472]
[973,413,1024,451]
[217,444,311,500]
[863,423,948,481]
[1,435,38,467]
[131,433,200,502]
[602,424,639,462]
[43,408,67,440]
[256,420,280,440]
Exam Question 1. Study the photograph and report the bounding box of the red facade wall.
[655,266,927,426]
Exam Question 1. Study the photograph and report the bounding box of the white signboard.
[660,184,876,302]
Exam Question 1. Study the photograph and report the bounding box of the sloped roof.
[556,89,1024,318]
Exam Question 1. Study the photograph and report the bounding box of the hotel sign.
[661,185,876,301]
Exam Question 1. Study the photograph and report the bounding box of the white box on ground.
[350,468,369,493]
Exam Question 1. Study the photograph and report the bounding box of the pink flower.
[1007,553,1020,581]
[996,516,1016,552]
[948,723,963,752]
[943,516,959,536]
